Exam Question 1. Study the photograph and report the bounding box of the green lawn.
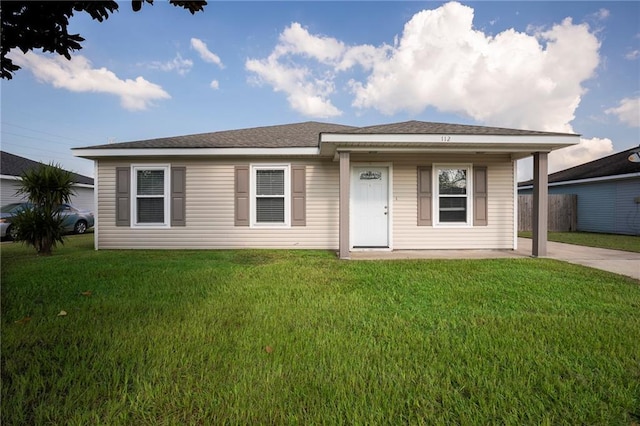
[2,235,639,425]
[519,231,640,253]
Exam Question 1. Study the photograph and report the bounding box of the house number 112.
[441,136,451,142]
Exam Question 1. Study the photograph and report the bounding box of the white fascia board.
[518,172,640,190]
[334,146,550,154]
[0,174,21,180]
[72,183,95,189]
[72,147,319,158]
[320,133,579,145]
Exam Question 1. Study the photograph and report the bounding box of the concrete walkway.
[350,238,640,281]
[515,238,640,281]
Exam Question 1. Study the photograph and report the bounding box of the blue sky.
[1,1,638,180]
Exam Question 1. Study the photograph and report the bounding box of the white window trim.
[434,164,473,227]
[131,164,170,228]
[250,164,291,228]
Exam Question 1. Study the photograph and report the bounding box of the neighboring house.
[519,147,640,236]
[72,120,578,257]
[0,151,95,211]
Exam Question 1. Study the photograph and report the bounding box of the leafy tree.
[1,0,207,79]
[11,163,75,255]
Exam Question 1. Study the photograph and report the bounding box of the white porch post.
[339,151,350,259]
[532,152,548,257]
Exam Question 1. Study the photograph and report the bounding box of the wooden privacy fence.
[518,194,578,232]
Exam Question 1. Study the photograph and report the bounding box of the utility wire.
[1,121,102,144]
[1,130,87,147]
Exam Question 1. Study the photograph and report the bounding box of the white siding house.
[73,121,579,257]
[1,151,94,211]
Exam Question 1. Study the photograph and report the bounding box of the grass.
[519,231,640,253]
[2,235,639,425]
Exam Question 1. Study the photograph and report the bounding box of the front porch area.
[349,244,529,260]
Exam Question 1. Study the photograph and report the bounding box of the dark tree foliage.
[1,0,207,79]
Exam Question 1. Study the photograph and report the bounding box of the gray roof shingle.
[519,146,640,186]
[340,120,578,136]
[79,121,357,150]
[76,120,578,151]
[0,151,94,185]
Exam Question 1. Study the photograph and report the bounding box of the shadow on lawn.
[231,251,283,266]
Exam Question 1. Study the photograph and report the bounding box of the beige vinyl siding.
[96,158,339,249]
[96,153,515,250]
[351,153,515,250]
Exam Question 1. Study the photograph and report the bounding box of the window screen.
[136,169,166,224]
[255,168,285,224]
[256,170,285,195]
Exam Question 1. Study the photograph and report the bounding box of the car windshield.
[0,203,29,213]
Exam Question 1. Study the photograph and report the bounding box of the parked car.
[0,203,94,240]
[0,202,31,240]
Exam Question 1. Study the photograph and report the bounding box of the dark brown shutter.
[171,167,186,227]
[417,166,432,226]
[235,166,250,226]
[473,166,488,226]
[115,167,130,226]
[291,165,306,226]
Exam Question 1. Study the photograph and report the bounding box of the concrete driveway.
[351,238,640,281]
[516,238,640,281]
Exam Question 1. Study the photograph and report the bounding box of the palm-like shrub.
[12,163,75,255]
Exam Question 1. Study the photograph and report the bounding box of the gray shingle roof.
[0,151,94,185]
[519,146,640,186]
[79,122,358,150]
[341,120,578,136]
[76,120,578,151]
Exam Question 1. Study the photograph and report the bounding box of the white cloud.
[9,51,170,111]
[550,137,614,173]
[246,52,341,118]
[352,3,600,133]
[518,137,614,182]
[593,8,610,21]
[190,38,224,68]
[626,50,640,60]
[245,22,390,118]
[210,80,219,90]
[246,1,612,177]
[148,53,193,75]
[247,1,600,130]
[278,22,346,63]
[605,97,640,127]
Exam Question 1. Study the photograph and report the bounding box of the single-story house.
[519,146,640,235]
[1,151,95,211]
[72,121,579,258]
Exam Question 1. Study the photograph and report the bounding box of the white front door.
[351,166,389,247]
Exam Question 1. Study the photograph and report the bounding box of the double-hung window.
[436,165,471,225]
[132,165,170,227]
[251,165,290,227]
